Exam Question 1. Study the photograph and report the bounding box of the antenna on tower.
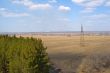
[80,24,85,46]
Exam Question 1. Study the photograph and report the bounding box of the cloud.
[81,7,95,13]
[48,0,57,3]
[58,5,71,12]
[72,0,85,4]
[86,14,109,20]
[81,13,110,25]
[11,0,52,10]
[57,17,71,22]
[105,0,110,6]
[72,0,105,13]
[0,8,29,17]
[29,3,51,10]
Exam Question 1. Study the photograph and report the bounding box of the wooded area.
[0,35,51,73]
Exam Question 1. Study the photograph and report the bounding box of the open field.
[18,35,110,73]
[20,35,110,54]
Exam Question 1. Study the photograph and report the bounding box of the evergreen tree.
[0,35,51,73]
[29,39,50,73]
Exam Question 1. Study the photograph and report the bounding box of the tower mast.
[80,24,84,46]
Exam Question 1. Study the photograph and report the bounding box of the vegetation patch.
[0,35,51,73]
[77,54,110,73]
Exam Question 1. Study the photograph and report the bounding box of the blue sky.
[0,0,110,32]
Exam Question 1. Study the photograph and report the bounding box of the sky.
[0,0,110,32]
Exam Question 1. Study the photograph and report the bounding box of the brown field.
[29,35,110,55]
[20,35,110,73]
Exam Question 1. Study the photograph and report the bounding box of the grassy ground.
[20,35,110,73]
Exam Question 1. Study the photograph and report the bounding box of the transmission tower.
[80,24,85,46]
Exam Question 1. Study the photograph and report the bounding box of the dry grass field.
[20,35,110,73]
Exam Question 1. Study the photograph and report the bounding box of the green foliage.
[0,35,50,73]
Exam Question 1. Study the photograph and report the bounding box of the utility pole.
[80,24,85,46]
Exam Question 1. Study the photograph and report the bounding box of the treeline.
[0,35,51,73]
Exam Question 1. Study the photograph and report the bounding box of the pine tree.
[29,39,50,73]
[0,35,51,73]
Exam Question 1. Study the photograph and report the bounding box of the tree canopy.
[0,35,51,73]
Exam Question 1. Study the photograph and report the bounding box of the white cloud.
[105,0,110,6]
[84,0,104,8]
[49,0,57,3]
[0,8,29,17]
[87,14,109,20]
[81,13,110,25]
[58,17,71,22]
[72,0,85,4]
[0,8,5,11]
[58,5,71,12]
[11,0,52,10]
[72,0,105,13]
[29,3,52,10]
[81,7,95,13]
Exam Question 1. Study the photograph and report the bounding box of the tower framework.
[80,24,85,46]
